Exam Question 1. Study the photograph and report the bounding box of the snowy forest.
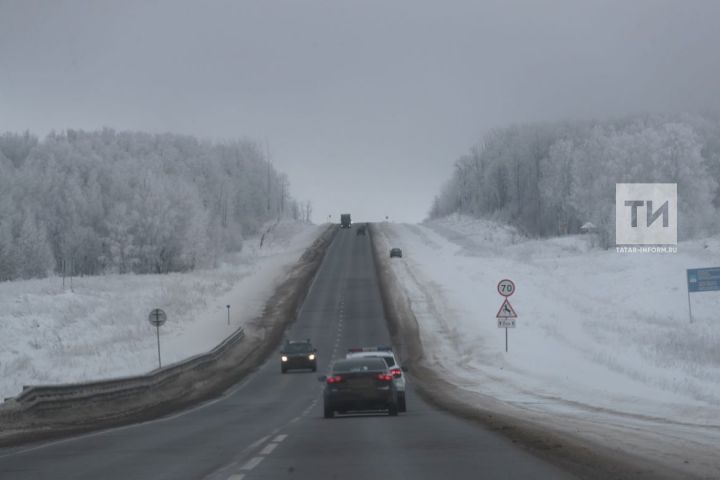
[0,129,306,281]
[429,113,720,246]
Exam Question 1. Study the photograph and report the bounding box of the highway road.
[0,228,575,479]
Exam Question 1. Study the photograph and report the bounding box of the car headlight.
[308,354,315,360]
[281,356,288,362]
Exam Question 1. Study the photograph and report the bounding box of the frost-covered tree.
[0,221,16,281]
[16,211,54,279]
[0,131,38,168]
[430,113,720,245]
[0,129,298,280]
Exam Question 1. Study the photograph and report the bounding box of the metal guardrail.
[6,327,245,411]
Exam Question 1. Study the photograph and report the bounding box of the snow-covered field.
[374,215,720,472]
[0,221,322,399]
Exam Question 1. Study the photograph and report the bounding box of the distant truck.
[340,213,351,228]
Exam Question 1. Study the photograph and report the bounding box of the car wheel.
[281,366,287,374]
[398,393,406,412]
[388,402,399,416]
[311,365,317,372]
[324,405,334,419]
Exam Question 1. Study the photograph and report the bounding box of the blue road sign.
[687,267,720,293]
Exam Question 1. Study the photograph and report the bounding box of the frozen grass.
[0,221,321,399]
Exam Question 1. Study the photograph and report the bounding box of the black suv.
[280,339,318,373]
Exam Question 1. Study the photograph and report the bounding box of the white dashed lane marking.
[240,456,264,471]
[242,435,270,454]
[224,432,291,478]
[259,443,278,455]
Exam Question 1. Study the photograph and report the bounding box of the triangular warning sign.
[496,299,517,318]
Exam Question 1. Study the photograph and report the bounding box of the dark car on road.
[280,339,318,373]
[320,357,399,418]
[346,346,407,412]
[390,247,402,258]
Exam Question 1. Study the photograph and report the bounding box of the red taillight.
[326,375,343,384]
[376,373,393,382]
[391,368,402,377]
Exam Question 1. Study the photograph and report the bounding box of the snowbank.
[0,221,322,399]
[374,216,720,473]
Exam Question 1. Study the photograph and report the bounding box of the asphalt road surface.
[0,228,575,480]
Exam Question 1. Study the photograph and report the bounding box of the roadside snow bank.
[0,221,322,399]
[374,216,720,476]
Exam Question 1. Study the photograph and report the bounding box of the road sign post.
[496,280,517,352]
[155,325,161,367]
[148,308,167,369]
[226,304,231,326]
[686,267,720,323]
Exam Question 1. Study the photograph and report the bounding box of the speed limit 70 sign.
[497,279,515,297]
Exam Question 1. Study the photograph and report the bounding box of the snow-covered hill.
[375,214,720,425]
[0,221,322,399]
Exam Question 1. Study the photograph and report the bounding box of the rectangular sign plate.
[687,267,720,293]
[497,318,516,328]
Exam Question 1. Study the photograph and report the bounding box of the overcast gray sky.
[2,0,720,223]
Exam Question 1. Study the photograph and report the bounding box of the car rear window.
[381,356,397,368]
[347,352,397,368]
[333,358,386,373]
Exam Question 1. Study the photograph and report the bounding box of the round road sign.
[497,279,516,297]
[148,308,167,327]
